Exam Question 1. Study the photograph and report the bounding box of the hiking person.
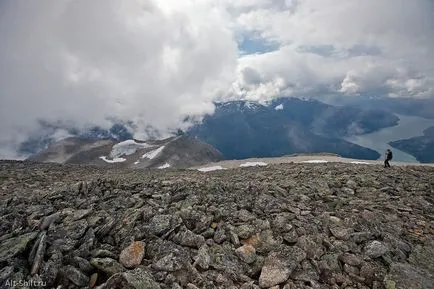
[384,149,393,168]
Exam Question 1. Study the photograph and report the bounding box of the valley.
[345,115,434,163]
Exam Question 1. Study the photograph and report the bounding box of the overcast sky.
[0,0,433,158]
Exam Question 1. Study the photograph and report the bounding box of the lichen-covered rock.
[153,253,184,272]
[194,244,211,270]
[39,212,61,230]
[29,230,47,275]
[365,241,389,259]
[234,224,256,239]
[62,265,89,287]
[384,262,434,289]
[48,219,88,241]
[74,256,93,273]
[90,257,125,276]
[408,243,434,274]
[1,161,433,288]
[40,251,62,286]
[259,245,306,288]
[0,266,13,284]
[214,226,227,244]
[148,214,174,236]
[0,232,38,262]
[47,238,77,253]
[172,228,205,248]
[339,252,362,267]
[296,235,324,260]
[98,268,161,289]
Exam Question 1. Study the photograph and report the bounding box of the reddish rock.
[89,273,98,288]
[119,241,145,269]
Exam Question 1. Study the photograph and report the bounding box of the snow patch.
[198,166,225,172]
[240,162,268,167]
[243,101,265,111]
[275,104,284,111]
[109,139,154,159]
[134,161,140,165]
[244,101,257,109]
[158,163,171,169]
[99,156,126,163]
[350,161,372,165]
[142,146,165,159]
[302,160,328,163]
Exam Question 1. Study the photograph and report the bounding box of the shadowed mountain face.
[389,126,434,163]
[27,136,223,169]
[187,98,398,160]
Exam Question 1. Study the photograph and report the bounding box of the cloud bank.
[0,0,433,158]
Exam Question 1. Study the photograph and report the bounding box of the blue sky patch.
[237,34,280,55]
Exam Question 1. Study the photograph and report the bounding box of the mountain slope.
[187,98,397,160]
[27,136,223,169]
[389,126,434,163]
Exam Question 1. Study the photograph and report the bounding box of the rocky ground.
[0,160,433,289]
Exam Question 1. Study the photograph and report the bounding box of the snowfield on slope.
[99,156,126,163]
[158,163,171,169]
[275,104,284,110]
[109,140,154,159]
[240,162,268,167]
[302,160,328,163]
[198,166,225,172]
[142,146,165,160]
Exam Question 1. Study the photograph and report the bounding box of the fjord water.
[345,114,434,163]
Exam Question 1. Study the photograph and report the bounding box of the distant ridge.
[27,135,223,169]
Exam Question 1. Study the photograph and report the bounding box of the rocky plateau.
[0,160,433,289]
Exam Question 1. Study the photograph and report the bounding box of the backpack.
[387,151,393,160]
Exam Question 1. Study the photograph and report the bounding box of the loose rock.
[90,257,125,276]
[119,241,145,269]
[365,241,389,259]
[1,161,433,288]
[259,245,306,288]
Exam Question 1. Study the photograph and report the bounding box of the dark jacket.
[386,150,393,160]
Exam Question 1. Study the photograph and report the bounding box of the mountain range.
[23,97,403,163]
[186,97,398,160]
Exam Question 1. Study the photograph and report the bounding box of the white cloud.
[231,0,434,99]
[340,72,361,95]
[0,0,433,158]
[0,0,237,158]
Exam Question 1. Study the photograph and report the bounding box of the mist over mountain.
[27,136,223,169]
[18,123,134,156]
[18,97,402,162]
